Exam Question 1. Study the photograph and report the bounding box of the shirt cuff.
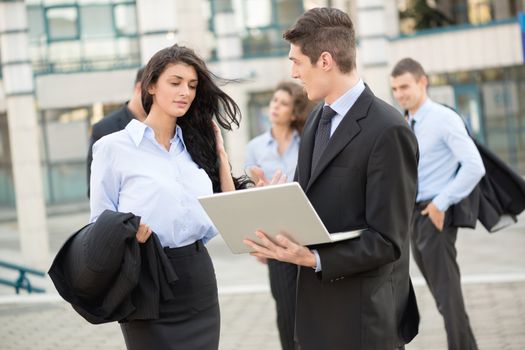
[432,195,450,212]
[312,249,322,272]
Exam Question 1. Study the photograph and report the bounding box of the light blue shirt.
[245,130,300,182]
[89,119,217,247]
[409,98,485,211]
[326,79,366,136]
[314,79,365,272]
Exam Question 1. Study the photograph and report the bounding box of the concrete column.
[356,0,400,103]
[214,0,242,60]
[136,0,211,62]
[0,0,49,268]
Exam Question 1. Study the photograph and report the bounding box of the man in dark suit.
[86,67,146,196]
[390,58,484,350]
[244,8,419,350]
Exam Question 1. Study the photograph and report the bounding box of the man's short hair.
[135,67,145,85]
[391,58,426,80]
[283,7,356,73]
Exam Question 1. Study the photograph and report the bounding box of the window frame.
[45,4,81,43]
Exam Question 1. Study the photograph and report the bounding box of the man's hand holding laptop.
[243,168,318,269]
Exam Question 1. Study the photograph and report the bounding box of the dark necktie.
[311,106,337,172]
[410,118,416,131]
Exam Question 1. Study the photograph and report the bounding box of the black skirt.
[120,240,220,350]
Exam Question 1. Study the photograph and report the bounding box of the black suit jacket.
[48,210,178,324]
[451,138,525,231]
[87,103,135,196]
[293,86,420,349]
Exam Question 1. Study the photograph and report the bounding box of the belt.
[164,240,204,257]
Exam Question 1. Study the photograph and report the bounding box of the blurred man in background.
[390,57,484,350]
[86,67,146,196]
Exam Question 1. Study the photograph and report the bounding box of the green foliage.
[400,0,455,31]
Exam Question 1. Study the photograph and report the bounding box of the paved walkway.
[1,210,524,349]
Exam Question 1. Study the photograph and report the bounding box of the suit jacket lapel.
[297,104,323,189]
[306,86,374,192]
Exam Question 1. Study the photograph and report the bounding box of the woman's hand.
[249,166,267,185]
[250,167,287,187]
[136,223,152,243]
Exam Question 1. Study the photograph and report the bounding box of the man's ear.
[418,75,428,88]
[134,82,142,95]
[318,51,333,71]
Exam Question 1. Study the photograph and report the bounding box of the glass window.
[47,41,82,71]
[276,0,302,26]
[468,0,493,24]
[0,113,11,164]
[80,5,113,38]
[221,0,301,57]
[0,115,15,206]
[46,6,79,41]
[516,80,525,173]
[29,43,49,69]
[215,0,234,12]
[397,0,524,34]
[28,6,46,44]
[29,2,139,74]
[115,37,140,58]
[241,0,272,28]
[114,4,138,36]
[429,66,525,172]
[248,90,273,138]
[41,107,90,204]
[43,0,75,4]
[304,0,329,9]
[77,0,111,3]
[241,27,288,57]
[82,38,117,62]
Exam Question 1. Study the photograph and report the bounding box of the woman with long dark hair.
[89,44,248,349]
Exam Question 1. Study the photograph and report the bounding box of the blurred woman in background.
[245,81,315,350]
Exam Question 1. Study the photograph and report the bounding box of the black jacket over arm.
[451,133,525,232]
[49,210,178,324]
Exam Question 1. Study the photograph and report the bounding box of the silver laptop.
[198,182,362,254]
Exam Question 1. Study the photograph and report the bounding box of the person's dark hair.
[141,44,251,192]
[135,67,145,85]
[390,58,427,81]
[283,7,356,73]
[274,81,315,134]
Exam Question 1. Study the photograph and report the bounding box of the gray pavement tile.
[1,282,524,349]
[407,282,525,350]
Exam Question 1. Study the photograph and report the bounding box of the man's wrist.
[431,196,448,212]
